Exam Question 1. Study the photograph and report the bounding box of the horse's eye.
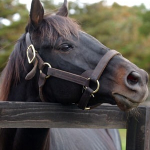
[59,44,73,52]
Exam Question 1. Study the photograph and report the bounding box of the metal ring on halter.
[86,78,100,94]
[92,80,100,94]
[85,107,91,110]
[40,62,52,79]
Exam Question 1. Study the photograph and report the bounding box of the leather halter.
[25,33,120,110]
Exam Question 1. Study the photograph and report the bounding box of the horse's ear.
[30,0,44,28]
[56,0,68,17]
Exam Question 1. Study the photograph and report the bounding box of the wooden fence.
[0,101,150,150]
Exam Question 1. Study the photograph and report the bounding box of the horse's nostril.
[127,72,140,85]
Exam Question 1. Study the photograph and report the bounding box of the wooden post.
[126,107,150,150]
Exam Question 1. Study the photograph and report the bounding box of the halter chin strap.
[25,33,120,110]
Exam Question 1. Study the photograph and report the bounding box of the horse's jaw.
[112,91,149,111]
[113,93,140,111]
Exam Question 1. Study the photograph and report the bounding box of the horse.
[0,0,149,150]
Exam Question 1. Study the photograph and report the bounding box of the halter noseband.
[25,33,120,110]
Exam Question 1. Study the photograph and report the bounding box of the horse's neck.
[13,129,50,150]
[2,78,50,149]
[1,78,51,150]
[0,128,50,150]
[7,78,40,102]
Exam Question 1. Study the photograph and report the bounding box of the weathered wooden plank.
[0,101,149,149]
[126,107,150,150]
[0,101,127,128]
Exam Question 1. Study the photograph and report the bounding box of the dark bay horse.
[0,0,149,150]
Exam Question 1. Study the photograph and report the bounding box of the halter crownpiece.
[25,32,120,110]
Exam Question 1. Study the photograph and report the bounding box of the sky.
[19,0,150,10]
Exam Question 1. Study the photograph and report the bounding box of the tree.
[0,0,29,72]
[139,10,150,36]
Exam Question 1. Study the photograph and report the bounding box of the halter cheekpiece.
[25,33,120,110]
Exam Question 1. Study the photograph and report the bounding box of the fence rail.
[0,101,150,150]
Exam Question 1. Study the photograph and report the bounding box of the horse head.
[1,0,149,112]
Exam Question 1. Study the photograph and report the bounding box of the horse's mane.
[0,14,80,101]
[0,35,27,101]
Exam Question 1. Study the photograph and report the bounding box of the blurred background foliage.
[0,0,150,75]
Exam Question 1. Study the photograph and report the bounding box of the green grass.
[119,129,126,150]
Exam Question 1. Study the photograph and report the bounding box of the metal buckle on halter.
[40,62,52,79]
[83,79,100,110]
[27,44,36,64]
